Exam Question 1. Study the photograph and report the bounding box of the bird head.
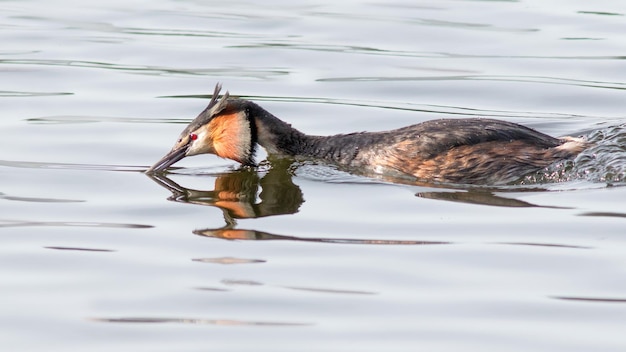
[147,84,256,173]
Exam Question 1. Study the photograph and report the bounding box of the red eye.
[189,133,198,141]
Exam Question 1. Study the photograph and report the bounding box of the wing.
[396,118,561,160]
[367,118,567,184]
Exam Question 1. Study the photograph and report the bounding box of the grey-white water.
[1,1,626,351]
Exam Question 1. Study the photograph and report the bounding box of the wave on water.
[522,123,626,187]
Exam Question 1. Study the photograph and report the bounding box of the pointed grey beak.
[146,144,189,173]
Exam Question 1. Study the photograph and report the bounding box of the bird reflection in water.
[147,159,448,246]
[415,189,569,209]
[148,158,303,224]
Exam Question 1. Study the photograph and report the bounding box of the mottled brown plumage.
[147,84,588,185]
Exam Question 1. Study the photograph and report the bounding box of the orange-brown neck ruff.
[207,111,255,165]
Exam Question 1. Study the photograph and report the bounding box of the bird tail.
[555,136,589,155]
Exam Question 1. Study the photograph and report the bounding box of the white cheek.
[185,132,210,156]
[186,142,200,156]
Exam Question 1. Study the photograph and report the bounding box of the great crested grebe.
[147,84,588,185]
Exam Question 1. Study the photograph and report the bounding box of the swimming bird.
[147,84,588,185]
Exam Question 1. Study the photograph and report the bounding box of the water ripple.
[306,10,538,33]
[552,296,626,303]
[219,278,378,296]
[0,90,72,97]
[579,211,626,219]
[26,115,188,125]
[523,124,626,186]
[0,219,152,229]
[121,27,266,39]
[281,286,377,295]
[192,257,266,264]
[44,246,115,252]
[0,59,289,78]
[228,42,626,60]
[194,228,449,246]
[166,93,602,120]
[318,75,626,91]
[0,192,84,203]
[0,159,146,172]
[577,11,624,16]
[91,317,312,326]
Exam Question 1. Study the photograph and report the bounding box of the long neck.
[247,101,383,164]
[247,101,309,156]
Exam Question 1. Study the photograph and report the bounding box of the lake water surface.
[2,1,626,351]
